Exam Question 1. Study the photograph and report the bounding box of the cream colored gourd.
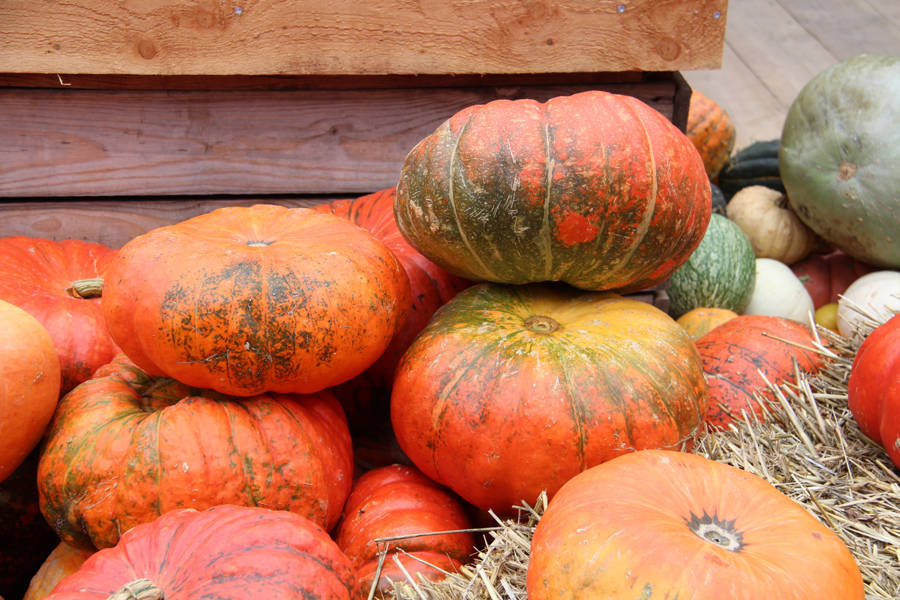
[726,185,817,265]
[743,258,815,323]
[836,270,900,342]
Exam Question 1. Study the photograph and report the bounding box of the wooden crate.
[0,0,727,248]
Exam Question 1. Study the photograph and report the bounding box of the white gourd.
[743,258,815,322]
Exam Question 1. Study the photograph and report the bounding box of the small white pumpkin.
[836,270,900,342]
[743,258,815,322]
[726,185,817,265]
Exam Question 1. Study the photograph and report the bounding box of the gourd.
[780,54,900,267]
[717,139,784,200]
[685,90,737,180]
[667,214,756,318]
[0,236,119,393]
[725,185,817,265]
[390,282,708,513]
[23,542,92,600]
[527,449,865,599]
[38,354,353,549]
[41,505,355,600]
[676,307,738,340]
[395,90,711,293]
[836,270,900,342]
[743,258,815,322]
[847,314,900,468]
[101,204,410,396]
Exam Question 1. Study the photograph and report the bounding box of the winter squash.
[0,300,61,483]
[791,249,876,309]
[335,464,474,597]
[743,258,815,322]
[102,204,410,396]
[38,354,353,550]
[23,542,93,600]
[395,90,711,293]
[695,315,823,429]
[527,449,865,599]
[676,307,738,340]
[717,139,784,200]
[685,89,737,180]
[848,314,900,468]
[0,236,119,393]
[725,185,817,265]
[836,270,900,342]
[312,189,471,425]
[780,54,900,268]
[390,282,708,513]
[41,505,355,600]
[710,182,727,215]
[667,214,756,318]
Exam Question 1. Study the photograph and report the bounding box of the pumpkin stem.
[686,511,743,552]
[524,315,561,334]
[106,579,164,600]
[67,277,104,299]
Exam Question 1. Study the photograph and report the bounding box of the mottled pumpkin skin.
[848,314,900,469]
[102,204,410,396]
[686,89,737,181]
[38,354,354,550]
[390,283,708,513]
[0,236,119,394]
[695,315,823,429]
[335,464,473,598]
[42,505,355,600]
[395,91,711,293]
[527,450,865,599]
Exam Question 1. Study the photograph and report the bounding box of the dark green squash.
[717,139,784,200]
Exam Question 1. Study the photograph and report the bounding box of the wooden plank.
[777,0,900,60]
[863,0,900,30]
[0,0,727,76]
[0,78,678,198]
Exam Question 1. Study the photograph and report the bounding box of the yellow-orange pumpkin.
[686,89,737,180]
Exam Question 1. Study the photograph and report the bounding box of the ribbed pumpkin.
[686,89,737,180]
[848,314,900,469]
[312,189,471,425]
[41,505,355,600]
[102,204,410,397]
[791,249,875,309]
[695,315,823,429]
[23,542,93,600]
[0,236,119,394]
[390,282,708,513]
[717,139,784,200]
[335,464,474,598]
[395,90,711,293]
[527,449,865,599]
[38,354,354,550]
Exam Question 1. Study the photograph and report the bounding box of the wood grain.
[0,78,679,198]
[0,0,727,75]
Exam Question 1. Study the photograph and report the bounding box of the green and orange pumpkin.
[685,89,737,181]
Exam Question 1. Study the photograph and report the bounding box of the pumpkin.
[0,300,61,483]
[676,307,738,340]
[527,449,865,599]
[38,354,353,550]
[717,138,784,200]
[395,90,711,293]
[0,236,119,394]
[848,314,900,468]
[725,185,817,265]
[780,54,900,267]
[312,189,471,426]
[667,213,756,318]
[390,282,708,514]
[836,270,900,343]
[102,204,410,397]
[685,89,737,181]
[335,464,474,598]
[23,542,93,600]
[791,249,876,309]
[695,315,823,429]
[814,302,840,332]
[0,450,60,600]
[41,505,355,600]
[743,258,815,322]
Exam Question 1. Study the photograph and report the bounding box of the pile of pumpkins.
[1,54,898,600]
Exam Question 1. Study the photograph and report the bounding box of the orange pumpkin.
[101,204,411,396]
[528,449,864,599]
[676,307,739,340]
[686,89,737,181]
[0,300,61,483]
